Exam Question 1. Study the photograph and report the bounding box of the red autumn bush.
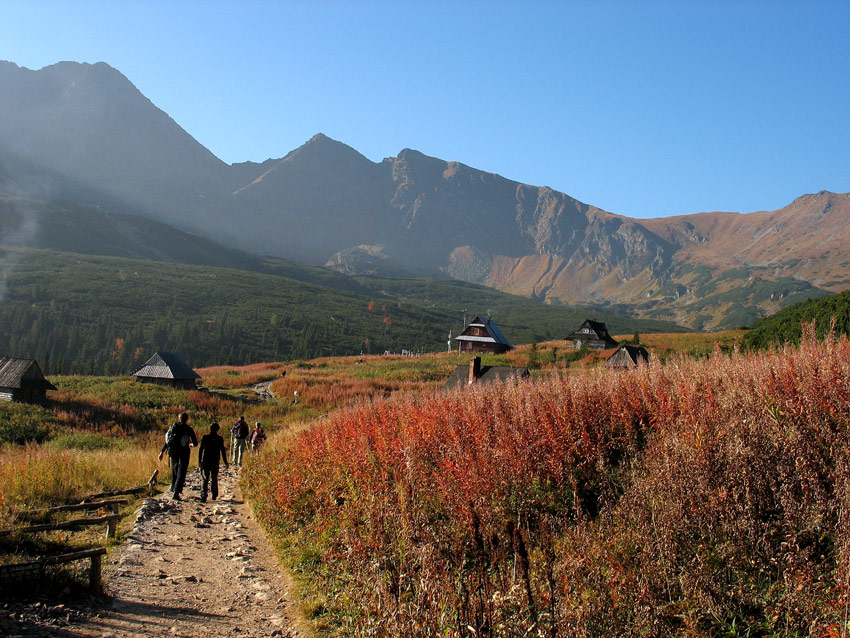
[246,325,850,636]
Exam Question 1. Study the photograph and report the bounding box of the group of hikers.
[157,413,266,501]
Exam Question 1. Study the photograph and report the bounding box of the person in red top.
[249,422,266,455]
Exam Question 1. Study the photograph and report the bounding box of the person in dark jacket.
[231,416,249,466]
[198,422,229,502]
[158,412,198,500]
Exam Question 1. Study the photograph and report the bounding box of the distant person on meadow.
[198,422,229,502]
[231,415,249,466]
[249,422,266,455]
[158,412,198,501]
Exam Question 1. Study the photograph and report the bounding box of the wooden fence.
[0,470,159,591]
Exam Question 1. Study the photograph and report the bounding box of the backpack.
[165,422,190,452]
[233,421,249,439]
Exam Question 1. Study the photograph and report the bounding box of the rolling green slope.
[0,247,684,374]
[742,290,850,349]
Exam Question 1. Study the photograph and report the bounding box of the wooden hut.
[454,316,515,354]
[0,357,57,402]
[132,352,201,389]
[566,319,618,350]
[442,356,529,391]
[605,344,650,369]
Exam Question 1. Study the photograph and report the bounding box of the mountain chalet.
[454,316,515,355]
[0,357,57,402]
[567,319,618,350]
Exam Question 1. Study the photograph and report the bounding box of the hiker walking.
[249,422,266,455]
[158,412,198,500]
[229,415,245,459]
[231,415,249,466]
[198,422,229,502]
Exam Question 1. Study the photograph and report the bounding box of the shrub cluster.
[246,326,850,636]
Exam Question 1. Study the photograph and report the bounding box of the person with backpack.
[249,422,266,455]
[158,412,198,500]
[231,415,249,466]
[198,422,229,502]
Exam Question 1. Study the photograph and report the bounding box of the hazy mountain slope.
[0,60,845,330]
[224,134,399,263]
[0,61,235,233]
[0,193,258,268]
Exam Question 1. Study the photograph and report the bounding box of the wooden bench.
[0,547,107,591]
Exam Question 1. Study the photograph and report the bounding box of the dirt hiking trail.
[38,466,303,638]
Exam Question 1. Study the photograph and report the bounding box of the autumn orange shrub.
[246,325,850,636]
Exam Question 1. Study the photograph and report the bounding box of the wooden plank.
[89,552,102,591]
[77,472,157,501]
[77,486,148,501]
[1,548,107,591]
[0,514,122,536]
[47,499,129,513]
[38,547,107,565]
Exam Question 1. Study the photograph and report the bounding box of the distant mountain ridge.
[1,60,846,329]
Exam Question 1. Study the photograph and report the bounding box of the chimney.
[468,356,481,384]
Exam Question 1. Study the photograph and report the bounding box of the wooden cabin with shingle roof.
[0,357,57,402]
[442,356,529,391]
[605,345,650,369]
[454,316,515,355]
[566,319,618,350]
[132,352,201,389]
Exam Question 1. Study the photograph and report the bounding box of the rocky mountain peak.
[281,133,374,171]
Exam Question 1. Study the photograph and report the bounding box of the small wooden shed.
[454,316,515,355]
[132,352,201,389]
[442,356,529,391]
[605,345,650,369]
[566,319,619,350]
[0,357,57,402]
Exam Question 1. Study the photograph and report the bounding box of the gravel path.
[3,466,305,638]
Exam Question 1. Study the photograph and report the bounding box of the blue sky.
[1,0,848,218]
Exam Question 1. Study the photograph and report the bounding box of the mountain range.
[1,60,846,330]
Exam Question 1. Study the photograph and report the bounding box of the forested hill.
[0,247,685,375]
[742,290,850,349]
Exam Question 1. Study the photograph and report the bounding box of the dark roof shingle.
[132,352,201,380]
[0,357,57,391]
